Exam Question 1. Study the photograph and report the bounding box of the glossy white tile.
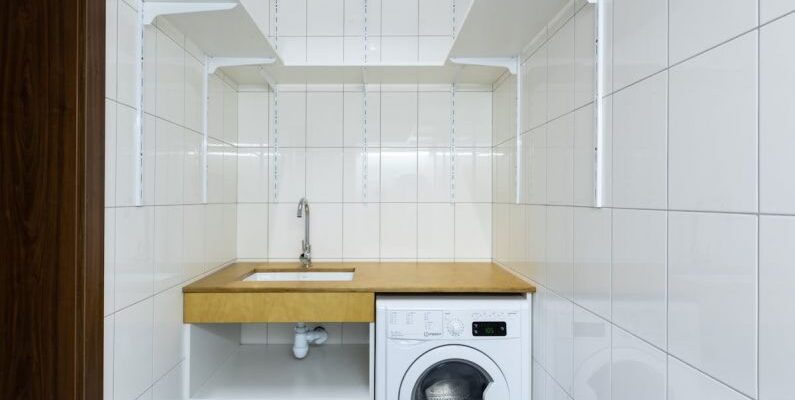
[267,203,304,259]
[269,148,306,203]
[547,19,575,120]
[342,148,381,203]
[152,361,185,400]
[759,216,795,400]
[417,204,454,259]
[380,148,417,202]
[306,148,344,203]
[454,204,491,260]
[104,315,115,400]
[115,206,154,311]
[612,71,667,209]
[207,75,224,142]
[612,326,666,400]
[613,0,668,90]
[762,0,795,23]
[418,148,451,202]
[573,4,595,108]
[154,119,184,205]
[454,91,492,147]
[115,104,138,207]
[573,307,611,400]
[155,30,185,125]
[307,0,344,36]
[308,203,343,259]
[760,14,795,215]
[668,212,757,397]
[381,36,419,64]
[417,91,451,147]
[114,298,153,400]
[381,0,418,35]
[106,101,117,207]
[547,206,574,300]
[105,209,116,317]
[455,148,491,203]
[380,203,417,259]
[222,83,238,146]
[524,205,547,283]
[270,92,306,148]
[153,206,183,292]
[342,203,380,259]
[573,207,611,319]
[184,54,204,133]
[418,36,452,64]
[381,92,418,146]
[206,139,224,204]
[668,357,751,400]
[106,0,118,100]
[523,48,548,131]
[343,91,381,147]
[524,127,547,205]
[116,1,138,107]
[237,204,268,259]
[182,204,205,279]
[153,287,183,380]
[183,132,203,204]
[307,91,344,147]
[277,0,307,36]
[546,290,574,394]
[669,33,758,213]
[612,209,667,348]
[238,91,269,147]
[418,0,451,35]
[546,114,574,206]
[573,105,594,207]
[222,145,238,204]
[237,148,269,203]
[669,0,757,64]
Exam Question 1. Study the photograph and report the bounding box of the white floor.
[193,344,370,400]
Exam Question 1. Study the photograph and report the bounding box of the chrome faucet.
[297,198,311,268]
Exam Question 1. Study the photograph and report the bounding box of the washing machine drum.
[399,345,510,400]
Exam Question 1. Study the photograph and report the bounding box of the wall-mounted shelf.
[146,0,280,61]
[447,0,568,59]
[221,62,505,86]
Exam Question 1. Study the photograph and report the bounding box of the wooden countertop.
[183,261,536,294]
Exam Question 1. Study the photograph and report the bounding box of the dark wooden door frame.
[1,0,105,398]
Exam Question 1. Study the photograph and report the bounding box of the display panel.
[472,322,507,337]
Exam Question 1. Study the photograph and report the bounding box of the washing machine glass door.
[398,345,509,400]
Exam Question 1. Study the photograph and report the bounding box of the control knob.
[447,319,464,336]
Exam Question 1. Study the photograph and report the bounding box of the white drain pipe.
[293,323,328,359]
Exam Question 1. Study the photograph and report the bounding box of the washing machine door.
[398,345,509,400]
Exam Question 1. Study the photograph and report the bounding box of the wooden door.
[0,0,105,398]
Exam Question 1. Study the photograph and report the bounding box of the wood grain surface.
[0,0,105,398]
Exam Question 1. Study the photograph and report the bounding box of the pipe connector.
[292,323,328,359]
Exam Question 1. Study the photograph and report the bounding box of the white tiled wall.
[236,84,493,262]
[104,1,238,398]
[242,0,472,65]
[494,2,795,400]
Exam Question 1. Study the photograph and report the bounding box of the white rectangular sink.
[244,271,354,282]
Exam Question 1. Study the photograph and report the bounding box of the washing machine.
[375,295,532,400]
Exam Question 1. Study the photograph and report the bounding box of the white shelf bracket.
[449,57,519,75]
[208,57,277,74]
[142,2,237,25]
[257,66,277,89]
[591,0,606,208]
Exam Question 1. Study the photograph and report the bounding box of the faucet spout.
[297,198,311,268]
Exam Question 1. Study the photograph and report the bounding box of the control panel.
[386,309,520,340]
